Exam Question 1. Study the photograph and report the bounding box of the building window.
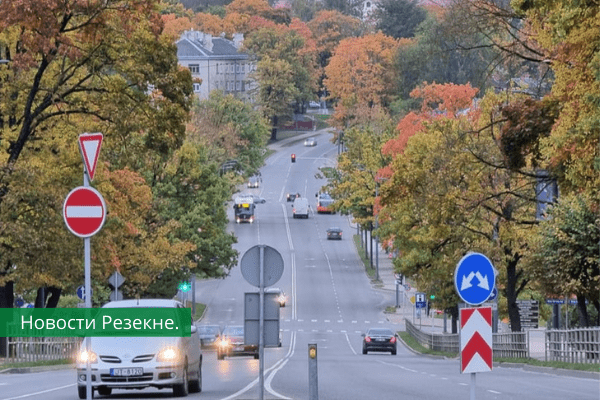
[193,83,201,92]
[189,64,199,74]
[236,81,240,90]
[236,64,240,73]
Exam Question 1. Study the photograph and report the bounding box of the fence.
[546,327,600,364]
[3,337,81,364]
[406,319,527,358]
[406,319,600,364]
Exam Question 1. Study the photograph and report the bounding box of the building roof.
[177,31,248,61]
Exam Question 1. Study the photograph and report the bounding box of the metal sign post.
[63,133,105,400]
[240,245,284,400]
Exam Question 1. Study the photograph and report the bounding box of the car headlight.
[218,338,230,348]
[278,295,285,302]
[77,350,98,364]
[156,346,182,362]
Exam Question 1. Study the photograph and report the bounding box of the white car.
[76,299,202,398]
[309,101,320,108]
[304,138,317,147]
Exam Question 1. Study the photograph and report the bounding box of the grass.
[0,358,73,369]
[353,234,378,281]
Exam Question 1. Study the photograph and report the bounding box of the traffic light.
[291,153,296,163]
[430,294,435,300]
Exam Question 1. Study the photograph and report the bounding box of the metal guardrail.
[406,319,600,364]
[4,337,81,364]
[546,328,600,364]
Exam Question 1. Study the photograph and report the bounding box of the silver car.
[76,299,202,398]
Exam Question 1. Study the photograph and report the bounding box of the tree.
[527,194,600,327]
[321,0,364,18]
[324,32,402,128]
[243,25,317,139]
[378,85,546,332]
[187,91,271,175]
[374,0,427,39]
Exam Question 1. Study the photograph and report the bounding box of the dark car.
[197,324,221,349]
[362,328,398,355]
[217,325,259,360]
[265,287,287,307]
[286,192,300,202]
[326,227,343,240]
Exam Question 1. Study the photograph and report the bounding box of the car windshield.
[223,326,244,336]
[368,329,394,336]
[198,326,220,334]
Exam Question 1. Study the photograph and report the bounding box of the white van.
[292,197,309,219]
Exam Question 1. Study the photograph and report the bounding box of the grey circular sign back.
[240,245,284,287]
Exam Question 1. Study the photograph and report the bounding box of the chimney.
[203,33,213,52]
[233,33,244,50]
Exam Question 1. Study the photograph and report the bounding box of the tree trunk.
[34,286,62,308]
[504,254,525,332]
[270,115,278,141]
[448,305,459,334]
[0,281,14,357]
[576,295,590,327]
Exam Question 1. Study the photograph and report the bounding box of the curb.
[0,363,75,374]
[494,362,600,380]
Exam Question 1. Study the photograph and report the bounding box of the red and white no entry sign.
[63,186,106,238]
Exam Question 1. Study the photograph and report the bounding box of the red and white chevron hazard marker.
[460,306,493,373]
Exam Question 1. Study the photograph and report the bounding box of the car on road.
[197,324,221,349]
[362,328,398,355]
[217,325,259,360]
[304,137,317,146]
[286,192,299,202]
[247,175,261,188]
[76,299,202,399]
[326,227,343,240]
[265,287,287,307]
[248,194,266,204]
[309,101,320,108]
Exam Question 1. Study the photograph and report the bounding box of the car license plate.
[375,338,385,342]
[110,367,143,377]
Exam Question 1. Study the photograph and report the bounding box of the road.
[1,130,598,399]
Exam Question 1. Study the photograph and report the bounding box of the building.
[176,30,256,101]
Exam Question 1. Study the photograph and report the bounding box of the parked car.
[265,287,287,307]
[309,101,320,108]
[326,227,343,240]
[304,137,317,146]
[217,325,259,360]
[286,192,299,202]
[197,324,221,349]
[362,328,398,355]
[76,299,202,398]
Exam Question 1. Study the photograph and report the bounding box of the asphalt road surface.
[1,130,598,400]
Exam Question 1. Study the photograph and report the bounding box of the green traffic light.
[430,294,435,300]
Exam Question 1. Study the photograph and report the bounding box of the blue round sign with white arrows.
[454,252,496,305]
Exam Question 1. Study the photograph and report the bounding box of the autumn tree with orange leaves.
[324,32,404,128]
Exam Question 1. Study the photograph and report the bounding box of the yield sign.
[63,186,106,238]
[460,306,493,374]
[79,133,103,181]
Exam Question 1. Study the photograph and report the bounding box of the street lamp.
[374,176,389,282]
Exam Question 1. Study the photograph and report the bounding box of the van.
[292,197,309,219]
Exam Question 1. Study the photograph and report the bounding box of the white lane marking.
[264,331,297,399]
[488,390,502,394]
[345,332,357,355]
[377,360,418,373]
[221,332,296,400]
[2,384,75,400]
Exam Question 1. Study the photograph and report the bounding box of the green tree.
[243,26,317,139]
[374,0,427,39]
[527,194,600,326]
